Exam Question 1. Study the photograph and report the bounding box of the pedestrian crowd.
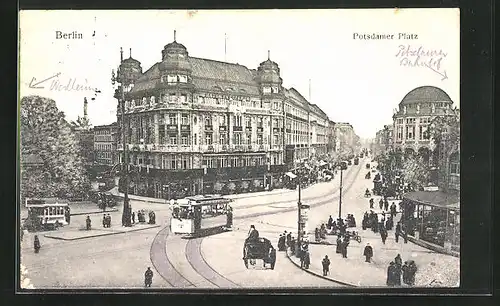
[387,254,418,286]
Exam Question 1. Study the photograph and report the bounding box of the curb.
[284,250,357,287]
[43,224,161,241]
[407,235,460,258]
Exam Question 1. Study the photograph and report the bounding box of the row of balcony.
[116,143,284,153]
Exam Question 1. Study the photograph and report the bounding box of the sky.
[19,9,459,139]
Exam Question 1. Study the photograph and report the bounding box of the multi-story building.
[373,124,394,156]
[327,120,337,155]
[93,123,118,166]
[333,122,358,155]
[392,85,457,162]
[114,36,333,199]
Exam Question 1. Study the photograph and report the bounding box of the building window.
[170,156,177,169]
[257,117,263,128]
[198,96,204,103]
[179,75,187,83]
[263,87,271,94]
[219,134,227,145]
[406,118,416,124]
[179,94,187,103]
[234,115,242,127]
[194,133,197,145]
[273,118,279,128]
[246,133,252,145]
[181,114,189,125]
[257,134,263,145]
[167,75,177,83]
[272,86,279,94]
[220,115,226,126]
[245,116,251,127]
[205,115,212,126]
[405,126,415,140]
[169,136,177,145]
[181,136,188,145]
[181,156,190,169]
[397,127,403,140]
[206,133,213,145]
[169,114,177,125]
[234,133,241,145]
[273,135,279,145]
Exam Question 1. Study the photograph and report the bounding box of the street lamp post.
[297,169,302,245]
[111,66,132,227]
[338,161,347,220]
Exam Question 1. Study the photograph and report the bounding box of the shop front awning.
[285,172,297,179]
[403,190,460,210]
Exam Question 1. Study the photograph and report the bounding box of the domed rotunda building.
[392,85,456,160]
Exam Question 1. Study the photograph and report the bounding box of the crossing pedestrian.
[322,255,330,276]
[379,198,384,210]
[386,261,396,286]
[131,211,135,224]
[336,236,342,254]
[402,261,410,285]
[341,238,349,258]
[86,216,92,230]
[102,214,107,228]
[381,229,388,244]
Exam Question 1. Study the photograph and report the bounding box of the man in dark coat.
[278,234,286,251]
[379,198,384,210]
[247,225,259,242]
[322,255,331,276]
[369,198,374,209]
[395,222,401,243]
[144,267,153,287]
[106,214,111,228]
[394,254,403,268]
[384,199,389,211]
[363,243,373,263]
[33,235,41,253]
[303,250,310,269]
[286,231,292,247]
[390,203,397,218]
[268,247,276,270]
[387,262,396,286]
[393,263,402,285]
[341,238,349,258]
[86,216,92,230]
[380,228,388,244]
[336,236,342,254]
[327,215,334,229]
[408,261,417,285]
[131,211,135,224]
[102,214,107,228]
[402,261,410,285]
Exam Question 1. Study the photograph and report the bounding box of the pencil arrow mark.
[424,64,448,81]
[29,72,61,89]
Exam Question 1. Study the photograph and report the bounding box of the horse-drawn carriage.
[365,172,371,179]
[243,237,276,269]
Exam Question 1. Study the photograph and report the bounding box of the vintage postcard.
[18,9,460,290]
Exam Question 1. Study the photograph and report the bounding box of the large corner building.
[114,35,334,199]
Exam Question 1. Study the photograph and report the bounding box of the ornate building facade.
[114,36,332,199]
[93,123,118,166]
[392,86,456,160]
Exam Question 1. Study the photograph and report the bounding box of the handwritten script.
[29,73,99,95]
[395,45,448,80]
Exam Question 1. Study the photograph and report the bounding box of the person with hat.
[144,267,153,287]
[363,243,373,263]
[322,255,331,276]
[246,225,259,242]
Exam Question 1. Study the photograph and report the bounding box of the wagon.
[243,237,275,269]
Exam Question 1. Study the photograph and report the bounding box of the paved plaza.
[20,158,459,289]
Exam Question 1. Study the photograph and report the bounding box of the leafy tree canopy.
[20,95,91,200]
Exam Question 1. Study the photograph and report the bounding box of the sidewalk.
[43,223,161,241]
[286,227,459,287]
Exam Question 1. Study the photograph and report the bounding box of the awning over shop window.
[285,172,297,179]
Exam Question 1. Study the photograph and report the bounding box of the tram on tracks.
[24,198,70,231]
[170,195,233,236]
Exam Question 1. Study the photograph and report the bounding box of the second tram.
[170,195,233,236]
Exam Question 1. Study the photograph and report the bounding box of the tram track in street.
[150,162,364,288]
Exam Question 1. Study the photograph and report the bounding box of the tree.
[427,110,460,184]
[401,155,430,188]
[20,95,91,200]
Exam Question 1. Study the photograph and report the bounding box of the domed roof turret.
[257,51,282,84]
[159,30,192,73]
[118,48,142,84]
[400,86,452,105]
